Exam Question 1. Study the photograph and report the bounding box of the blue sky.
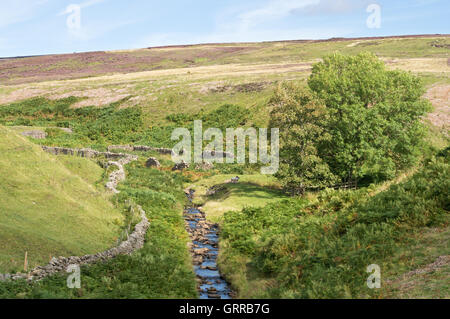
[0,0,448,57]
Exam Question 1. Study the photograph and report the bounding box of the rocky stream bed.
[184,190,233,299]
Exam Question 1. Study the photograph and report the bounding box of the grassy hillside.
[0,35,448,85]
[0,154,198,299]
[0,36,448,130]
[0,126,123,272]
[383,226,449,298]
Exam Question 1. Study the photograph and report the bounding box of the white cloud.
[0,0,49,28]
[229,0,371,32]
[134,0,363,49]
[237,0,320,31]
[209,0,369,39]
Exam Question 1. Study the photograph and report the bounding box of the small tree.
[270,52,431,193]
[270,82,338,194]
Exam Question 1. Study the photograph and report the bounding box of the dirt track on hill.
[0,62,312,105]
[424,84,450,133]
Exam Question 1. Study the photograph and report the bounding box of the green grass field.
[189,174,288,221]
[0,126,123,273]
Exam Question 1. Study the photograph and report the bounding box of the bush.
[0,97,144,147]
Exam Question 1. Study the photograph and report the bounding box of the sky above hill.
[0,0,449,57]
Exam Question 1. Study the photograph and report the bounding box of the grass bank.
[0,126,123,273]
[219,150,449,298]
[0,155,198,298]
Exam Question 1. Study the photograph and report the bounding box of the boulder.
[145,157,161,168]
[172,160,190,171]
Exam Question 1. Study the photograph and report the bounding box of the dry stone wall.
[41,146,138,194]
[0,147,148,282]
[0,206,149,282]
[21,130,47,139]
[42,146,138,161]
[108,144,175,155]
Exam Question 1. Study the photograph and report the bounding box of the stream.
[184,190,232,299]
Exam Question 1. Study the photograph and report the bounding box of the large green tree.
[270,52,431,193]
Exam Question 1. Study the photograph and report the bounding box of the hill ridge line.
[1,34,448,60]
